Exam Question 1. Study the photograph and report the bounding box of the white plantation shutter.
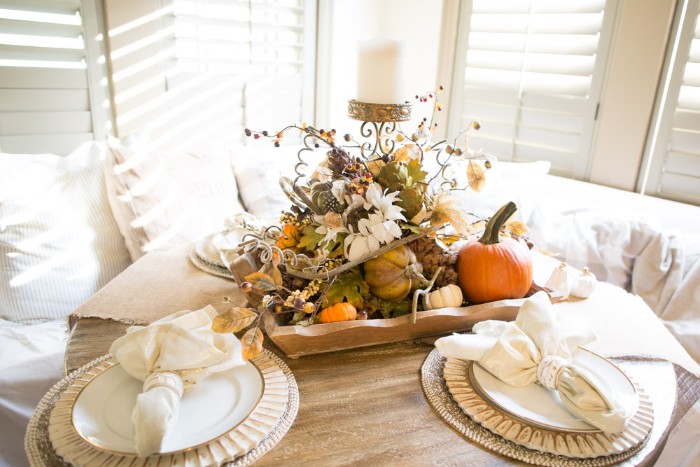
[450,0,615,178]
[165,0,314,143]
[0,0,109,155]
[642,0,700,205]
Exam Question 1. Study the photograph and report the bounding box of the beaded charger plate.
[27,350,298,467]
[421,348,654,466]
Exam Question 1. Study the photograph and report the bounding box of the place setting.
[422,291,654,466]
[26,306,299,466]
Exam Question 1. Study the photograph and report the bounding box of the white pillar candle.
[356,38,408,105]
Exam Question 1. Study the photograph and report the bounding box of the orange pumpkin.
[457,201,532,304]
[318,302,357,323]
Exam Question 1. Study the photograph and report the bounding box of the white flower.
[314,211,348,245]
[342,184,406,261]
[344,213,403,261]
[331,179,349,204]
[369,185,405,222]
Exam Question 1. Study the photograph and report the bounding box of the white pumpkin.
[424,284,463,310]
[545,262,574,300]
[571,267,597,298]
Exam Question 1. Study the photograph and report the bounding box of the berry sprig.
[414,85,444,103]
[245,124,344,149]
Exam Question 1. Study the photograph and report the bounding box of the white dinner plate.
[71,362,263,454]
[470,348,633,432]
[49,352,293,466]
[442,349,654,459]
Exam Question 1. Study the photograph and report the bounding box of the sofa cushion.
[231,144,324,225]
[106,131,245,261]
[0,142,132,325]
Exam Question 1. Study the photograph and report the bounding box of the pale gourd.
[423,284,463,310]
[545,262,573,300]
[571,267,597,298]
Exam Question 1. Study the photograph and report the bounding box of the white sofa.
[1,137,699,466]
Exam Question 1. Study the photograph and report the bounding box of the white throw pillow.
[231,144,324,225]
[0,142,132,325]
[105,131,245,261]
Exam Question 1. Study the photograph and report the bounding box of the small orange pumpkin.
[457,201,532,304]
[318,302,357,323]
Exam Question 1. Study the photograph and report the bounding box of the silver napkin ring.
[536,355,570,390]
[143,371,184,398]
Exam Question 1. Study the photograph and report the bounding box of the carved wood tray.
[262,285,559,358]
[221,243,560,359]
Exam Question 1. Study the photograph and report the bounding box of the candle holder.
[347,100,411,123]
[347,100,412,160]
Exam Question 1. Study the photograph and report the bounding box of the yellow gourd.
[363,245,425,301]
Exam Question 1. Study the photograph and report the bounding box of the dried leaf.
[366,159,385,177]
[507,220,529,236]
[406,158,428,185]
[241,327,264,360]
[322,267,368,308]
[429,193,472,236]
[211,307,258,333]
[467,161,485,192]
[297,225,326,252]
[394,147,411,163]
[260,261,283,287]
[244,271,278,292]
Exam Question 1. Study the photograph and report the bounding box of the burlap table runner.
[70,244,247,327]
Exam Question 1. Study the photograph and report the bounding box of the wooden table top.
[63,246,697,466]
[66,317,522,466]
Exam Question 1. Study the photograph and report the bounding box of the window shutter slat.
[0,89,89,111]
[665,150,700,177]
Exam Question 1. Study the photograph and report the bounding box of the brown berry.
[240,282,253,293]
[356,310,368,320]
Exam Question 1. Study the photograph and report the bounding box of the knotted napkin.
[109,305,244,456]
[435,291,638,433]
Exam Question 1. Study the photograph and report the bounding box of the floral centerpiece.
[211,88,533,358]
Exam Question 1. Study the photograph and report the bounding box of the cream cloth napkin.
[435,291,639,433]
[109,305,244,457]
